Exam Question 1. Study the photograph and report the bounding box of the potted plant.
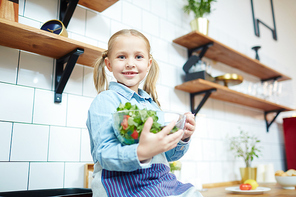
[229,130,262,183]
[169,161,182,180]
[183,0,216,35]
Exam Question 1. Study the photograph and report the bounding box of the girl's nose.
[126,59,135,68]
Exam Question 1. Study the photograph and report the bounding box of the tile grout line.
[15,51,21,85]
[8,123,14,162]
[27,162,31,190]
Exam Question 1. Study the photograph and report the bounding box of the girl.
[86,29,202,197]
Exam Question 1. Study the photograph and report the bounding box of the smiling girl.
[86,29,202,197]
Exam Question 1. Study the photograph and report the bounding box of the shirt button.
[180,146,184,150]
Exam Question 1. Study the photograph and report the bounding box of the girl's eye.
[136,55,143,59]
[118,55,125,59]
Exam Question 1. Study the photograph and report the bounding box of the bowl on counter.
[275,176,296,189]
[112,110,186,145]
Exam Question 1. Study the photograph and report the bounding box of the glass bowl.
[112,110,186,145]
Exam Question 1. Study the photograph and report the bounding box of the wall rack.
[0,0,117,102]
[173,31,291,82]
[173,31,293,132]
[0,18,105,102]
[0,19,105,66]
[175,78,294,132]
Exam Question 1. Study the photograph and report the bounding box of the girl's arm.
[87,93,143,172]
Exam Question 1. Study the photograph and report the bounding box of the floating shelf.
[173,31,291,82]
[0,18,104,67]
[175,78,293,112]
[78,0,118,12]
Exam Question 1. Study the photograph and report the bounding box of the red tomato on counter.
[239,183,252,190]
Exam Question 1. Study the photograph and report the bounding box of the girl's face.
[105,35,152,93]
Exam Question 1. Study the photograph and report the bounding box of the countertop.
[200,183,295,197]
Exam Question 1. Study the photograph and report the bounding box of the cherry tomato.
[239,183,252,190]
[131,129,139,139]
[121,115,130,130]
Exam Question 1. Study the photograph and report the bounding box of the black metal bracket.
[261,75,282,83]
[59,0,79,28]
[183,42,213,73]
[55,48,84,103]
[190,88,217,116]
[264,109,283,132]
[250,0,277,40]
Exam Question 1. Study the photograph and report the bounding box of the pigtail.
[93,50,109,94]
[143,57,161,107]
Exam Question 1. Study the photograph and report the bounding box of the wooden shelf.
[78,0,118,12]
[175,78,294,112]
[0,18,104,67]
[173,31,291,82]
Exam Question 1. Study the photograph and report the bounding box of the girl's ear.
[104,57,112,72]
[147,58,152,72]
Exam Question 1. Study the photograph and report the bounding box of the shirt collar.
[109,82,152,102]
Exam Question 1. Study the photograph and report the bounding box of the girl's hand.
[182,112,196,141]
[137,117,183,162]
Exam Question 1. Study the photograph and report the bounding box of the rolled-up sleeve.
[165,139,191,162]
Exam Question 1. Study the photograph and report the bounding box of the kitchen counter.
[200,183,295,197]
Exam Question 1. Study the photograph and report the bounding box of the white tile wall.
[80,129,93,162]
[0,46,19,84]
[63,64,83,95]
[100,0,122,22]
[18,16,41,29]
[67,6,86,36]
[28,162,64,190]
[156,85,171,111]
[19,0,25,16]
[142,10,159,37]
[0,122,12,161]
[82,66,97,97]
[86,11,111,42]
[0,162,29,192]
[0,83,34,123]
[122,2,142,30]
[64,163,85,188]
[10,123,49,161]
[24,0,58,23]
[48,126,80,161]
[66,94,93,128]
[33,89,67,126]
[151,37,169,63]
[110,20,130,36]
[0,0,294,192]
[18,51,53,90]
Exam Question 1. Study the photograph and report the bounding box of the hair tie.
[102,50,108,59]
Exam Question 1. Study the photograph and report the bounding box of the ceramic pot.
[240,167,257,183]
[190,17,209,35]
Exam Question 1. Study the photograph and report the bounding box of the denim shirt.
[86,82,190,172]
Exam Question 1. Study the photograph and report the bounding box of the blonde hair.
[93,29,160,107]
